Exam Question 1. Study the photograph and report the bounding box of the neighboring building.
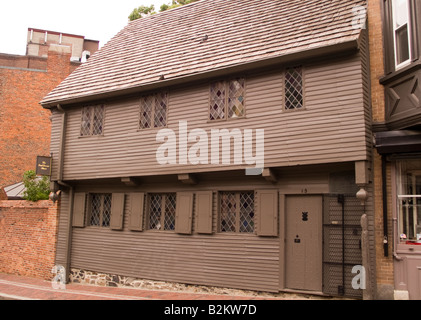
[41,0,375,299]
[0,28,99,188]
[369,0,421,299]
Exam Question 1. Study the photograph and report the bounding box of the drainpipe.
[382,155,389,257]
[391,164,403,261]
[393,217,403,261]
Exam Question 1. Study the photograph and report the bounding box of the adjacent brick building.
[368,0,421,300]
[0,28,99,189]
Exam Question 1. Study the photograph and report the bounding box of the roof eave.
[41,37,361,109]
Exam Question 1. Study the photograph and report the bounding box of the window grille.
[220,191,254,233]
[139,92,168,129]
[147,193,177,231]
[285,66,304,110]
[89,193,112,227]
[239,192,254,233]
[80,105,105,136]
[210,81,226,121]
[210,78,245,120]
[92,105,104,135]
[396,163,421,243]
[154,92,168,128]
[228,78,245,118]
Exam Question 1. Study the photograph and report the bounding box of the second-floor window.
[80,105,104,136]
[285,66,304,110]
[139,92,168,129]
[209,78,246,121]
[392,0,412,68]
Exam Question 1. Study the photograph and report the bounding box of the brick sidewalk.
[0,273,314,301]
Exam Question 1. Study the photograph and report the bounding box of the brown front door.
[285,195,323,292]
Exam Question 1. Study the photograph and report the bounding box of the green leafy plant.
[129,1,200,20]
[128,5,156,21]
[22,170,50,202]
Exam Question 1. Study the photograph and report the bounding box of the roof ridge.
[41,0,367,107]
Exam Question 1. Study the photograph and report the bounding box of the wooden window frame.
[80,105,105,137]
[146,193,177,231]
[139,91,169,130]
[284,66,305,111]
[392,0,412,69]
[218,191,255,234]
[209,77,246,122]
[382,0,419,74]
[87,193,112,228]
[397,167,421,243]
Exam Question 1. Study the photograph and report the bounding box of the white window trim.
[392,0,412,70]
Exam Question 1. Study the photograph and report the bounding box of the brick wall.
[367,0,395,296]
[0,200,59,280]
[0,52,79,188]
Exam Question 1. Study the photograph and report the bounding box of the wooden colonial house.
[41,0,375,298]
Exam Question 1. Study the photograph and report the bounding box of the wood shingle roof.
[41,0,366,107]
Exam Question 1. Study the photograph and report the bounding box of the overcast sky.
[0,0,169,55]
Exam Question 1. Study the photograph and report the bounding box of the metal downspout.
[382,156,389,257]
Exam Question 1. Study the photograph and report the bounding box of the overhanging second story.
[379,0,421,130]
[41,0,372,182]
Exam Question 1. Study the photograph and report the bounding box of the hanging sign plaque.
[36,156,52,176]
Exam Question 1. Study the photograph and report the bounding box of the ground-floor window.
[88,193,112,227]
[147,193,177,231]
[396,160,421,244]
[219,191,254,233]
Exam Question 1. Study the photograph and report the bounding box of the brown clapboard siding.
[49,110,64,181]
[70,230,280,292]
[57,163,357,291]
[67,179,283,292]
[54,190,70,267]
[56,54,368,181]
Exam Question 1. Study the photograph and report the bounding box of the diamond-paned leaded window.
[88,193,112,228]
[220,191,254,233]
[220,192,237,232]
[239,192,254,233]
[80,105,105,136]
[154,92,168,128]
[139,92,168,129]
[210,78,245,121]
[285,66,304,110]
[147,193,177,231]
[228,78,245,118]
[140,95,154,129]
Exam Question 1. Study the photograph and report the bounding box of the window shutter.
[110,193,125,230]
[195,191,213,234]
[72,192,86,227]
[129,193,145,231]
[256,189,278,236]
[175,192,194,235]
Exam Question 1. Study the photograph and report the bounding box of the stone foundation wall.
[69,268,287,298]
